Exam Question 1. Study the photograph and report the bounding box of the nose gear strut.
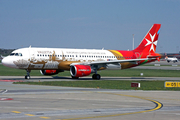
[25,69,31,79]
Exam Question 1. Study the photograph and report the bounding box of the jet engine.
[70,65,92,78]
[40,69,64,75]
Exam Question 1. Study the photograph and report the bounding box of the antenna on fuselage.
[29,45,31,48]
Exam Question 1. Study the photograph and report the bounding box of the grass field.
[1,64,180,90]
[14,80,180,91]
[1,64,180,77]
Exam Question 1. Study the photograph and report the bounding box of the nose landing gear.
[25,70,31,79]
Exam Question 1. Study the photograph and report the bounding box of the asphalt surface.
[0,77,180,120]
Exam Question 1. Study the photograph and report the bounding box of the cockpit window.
[10,53,23,56]
[10,53,15,56]
[19,53,22,56]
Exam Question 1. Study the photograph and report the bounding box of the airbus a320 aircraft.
[2,24,162,80]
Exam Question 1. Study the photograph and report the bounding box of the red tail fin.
[133,24,161,53]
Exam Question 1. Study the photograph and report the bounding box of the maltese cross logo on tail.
[133,24,161,53]
[145,33,157,52]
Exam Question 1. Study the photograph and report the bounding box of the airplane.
[2,24,162,80]
[165,56,178,63]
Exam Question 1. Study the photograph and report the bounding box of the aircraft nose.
[2,57,16,68]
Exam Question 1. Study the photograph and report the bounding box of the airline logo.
[133,24,161,53]
[145,33,157,52]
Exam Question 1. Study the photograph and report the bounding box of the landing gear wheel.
[25,75,30,79]
[71,76,79,79]
[92,74,101,80]
[25,69,31,80]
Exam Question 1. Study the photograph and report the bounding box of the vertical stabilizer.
[133,24,161,53]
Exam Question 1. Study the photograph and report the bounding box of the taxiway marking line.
[12,111,50,119]
[0,89,8,94]
[57,92,163,120]
[25,114,35,116]
[40,116,50,119]
[12,111,21,113]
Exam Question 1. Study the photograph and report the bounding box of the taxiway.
[0,79,180,120]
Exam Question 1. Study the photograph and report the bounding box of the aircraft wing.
[88,58,149,65]
[71,58,153,66]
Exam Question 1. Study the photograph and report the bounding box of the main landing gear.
[71,76,79,79]
[92,74,101,80]
[25,70,31,79]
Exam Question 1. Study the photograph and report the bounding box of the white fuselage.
[2,47,120,70]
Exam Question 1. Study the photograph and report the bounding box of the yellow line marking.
[25,114,35,116]
[12,111,21,113]
[12,111,50,119]
[40,116,50,119]
[61,92,163,120]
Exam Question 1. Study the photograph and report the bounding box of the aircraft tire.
[71,76,79,79]
[92,74,101,80]
[25,75,30,79]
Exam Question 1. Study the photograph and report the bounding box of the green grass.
[14,80,180,91]
[2,64,179,91]
[1,64,180,77]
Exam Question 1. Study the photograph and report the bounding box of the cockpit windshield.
[10,53,23,56]
[10,53,15,56]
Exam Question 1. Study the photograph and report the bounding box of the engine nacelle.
[70,65,92,77]
[40,70,63,75]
